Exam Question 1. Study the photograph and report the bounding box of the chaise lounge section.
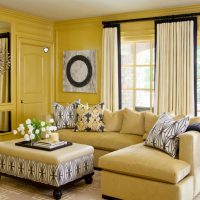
[99,131,200,200]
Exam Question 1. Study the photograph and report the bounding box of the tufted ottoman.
[0,139,94,199]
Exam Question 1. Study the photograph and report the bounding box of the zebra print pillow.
[53,100,80,129]
[144,113,189,157]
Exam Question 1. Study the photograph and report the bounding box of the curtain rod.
[102,12,200,26]
[0,32,10,39]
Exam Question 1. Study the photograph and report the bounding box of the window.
[121,41,154,111]
[197,46,200,116]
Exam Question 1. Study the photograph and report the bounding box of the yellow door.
[18,39,51,122]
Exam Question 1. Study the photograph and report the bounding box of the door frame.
[17,37,54,125]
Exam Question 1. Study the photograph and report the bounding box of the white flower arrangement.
[13,118,57,142]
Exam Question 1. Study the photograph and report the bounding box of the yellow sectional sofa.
[58,108,145,167]
[57,110,200,200]
[58,129,143,167]
[99,134,198,200]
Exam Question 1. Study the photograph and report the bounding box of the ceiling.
[0,0,199,21]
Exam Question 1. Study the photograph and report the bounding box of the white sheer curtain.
[155,19,196,116]
[101,27,119,111]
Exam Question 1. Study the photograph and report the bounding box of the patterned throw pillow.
[144,113,189,157]
[53,100,80,129]
[186,123,200,132]
[75,103,105,132]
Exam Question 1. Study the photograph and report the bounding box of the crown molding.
[55,4,200,28]
[0,6,54,25]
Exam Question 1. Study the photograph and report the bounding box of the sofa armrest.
[179,131,200,175]
[179,131,200,195]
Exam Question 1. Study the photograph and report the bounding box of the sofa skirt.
[101,171,193,200]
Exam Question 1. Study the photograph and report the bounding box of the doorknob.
[21,100,24,104]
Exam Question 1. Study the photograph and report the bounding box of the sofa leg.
[102,194,121,200]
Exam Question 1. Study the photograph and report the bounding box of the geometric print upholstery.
[0,153,93,187]
[53,100,80,129]
[144,113,189,157]
[74,103,105,132]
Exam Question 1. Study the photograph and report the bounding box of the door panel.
[22,103,44,120]
[19,40,51,122]
[24,55,43,94]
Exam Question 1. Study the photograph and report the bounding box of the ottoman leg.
[84,173,93,184]
[53,188,62,200]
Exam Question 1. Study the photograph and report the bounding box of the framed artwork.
[63,50,97,93]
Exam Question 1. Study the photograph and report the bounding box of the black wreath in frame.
[66,55,93,88]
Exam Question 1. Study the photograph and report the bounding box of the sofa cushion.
[103,109,124,132]
[75,103,105,132]
[120,108,145,136]
[143,112,189,140]
[145,113,189,157]
[99,143,191,184]
[58,129,143,151]
[186,123,200,132]
[189,117,200,124]
[173,115,200,125]
[143,112,159,140]
[52,100,80,129]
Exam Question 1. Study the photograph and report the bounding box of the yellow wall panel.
[0,7,54,140]
[16,21,53,42]
[55,21,102,105]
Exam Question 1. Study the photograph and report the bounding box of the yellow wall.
[55,4,200,106]
[0,7,54,140]
[0,27,10,33]
[1,4,200,140]
[55,21,102,105]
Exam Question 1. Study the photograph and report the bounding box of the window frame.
[121,39,155,111]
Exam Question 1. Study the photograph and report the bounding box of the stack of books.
[34,139,67,149]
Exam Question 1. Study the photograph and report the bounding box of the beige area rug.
[0,170,200,200]
[0,170,102,200]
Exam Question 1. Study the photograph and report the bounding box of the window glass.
[121,90,134,109]
[121,41,154,111]
[121,67,134,89]
[136,67,150,89]
[152,44,155,65]
[152,67,155,89]
[121,43,133,65]
[136,90,150,108]
[151,91,155,109]
[136,42,150,65]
